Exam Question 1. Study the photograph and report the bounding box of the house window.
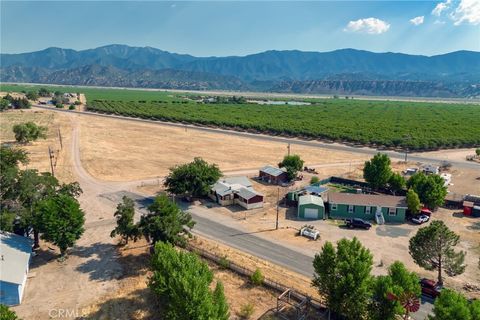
[348,205,354,214]
[365,207,371,215]
[331,203,337,211]
[389,208,397,216]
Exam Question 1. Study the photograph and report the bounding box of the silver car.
[412,214,430,224]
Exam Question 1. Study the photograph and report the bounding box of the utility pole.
[287,143,291,156]
[58,128,63,150]
[275,187,280,230]
[48,146,55,177]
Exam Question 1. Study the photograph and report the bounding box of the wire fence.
[186,243,327,313]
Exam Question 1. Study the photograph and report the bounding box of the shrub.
[250,268,264,286]
[69,105,75,110]
[219,256,230,269]
[55,103,64,109]
[238,303,254,319]
[310,176,320,184]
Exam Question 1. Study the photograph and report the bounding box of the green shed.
[298,195,325,219]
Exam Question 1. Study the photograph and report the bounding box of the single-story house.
[209,176,264,210]
[0,232,33,306]
[328,193,407,223]
[259,165,288,185]
[298,194,325,219]
[463,194,480,217]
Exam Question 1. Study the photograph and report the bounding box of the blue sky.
[1,1,479,56]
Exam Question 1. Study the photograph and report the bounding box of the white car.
[412,214,430,224]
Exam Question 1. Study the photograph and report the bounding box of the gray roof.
[298,194,324,207]
[328,193,407,208]
[238,187,263,200]
[211,176,253,196]
[0,232,33,285]
[304,186,328,194]
[212,181,233,196]
[221,176,252,188]
[260,165,286,177]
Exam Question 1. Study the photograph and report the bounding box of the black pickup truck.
[344,218,372,230]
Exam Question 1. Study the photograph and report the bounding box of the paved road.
[33,105,480,170]
[48,106,435,319]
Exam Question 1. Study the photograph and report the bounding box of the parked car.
[344,218,372,230]
[420,278,442,298]
[420,208,433,216]
[412,214,430,224]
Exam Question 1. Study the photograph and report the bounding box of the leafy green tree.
[312,237,373,319]
[9,97,30,109]
[0,146,28,204]
[36,194,85,257]
[12,122,47,144]
[406,189,421,215]
[212,282,230,320]
[407,172,447,209]
[38,87,51,97]
[26,91,39,101]
[476,148,480,156]
[164,157,221,198]
[139,194,195,246]
[363,153,392,190]
[279,154,304,181]
[471,300,480,320]
[429,289,472,320]
[149,242,229,320]
[110,196,139,244]
[0,98,9,111]
[370,261,421,320]
[409,221,466,285]
[388,172,406,195]
[0,304,20,320]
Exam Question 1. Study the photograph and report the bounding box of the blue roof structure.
[304,185,328,194]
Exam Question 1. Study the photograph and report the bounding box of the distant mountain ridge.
[1,44,480,97]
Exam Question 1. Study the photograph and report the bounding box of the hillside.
[1,45,480,97]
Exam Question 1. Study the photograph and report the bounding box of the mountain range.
[1,44,480,98]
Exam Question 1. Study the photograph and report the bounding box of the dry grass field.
[0,109,75,183]
[77,114,370,181]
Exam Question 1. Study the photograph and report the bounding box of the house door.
[304,208,319,219]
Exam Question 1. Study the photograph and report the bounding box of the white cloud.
[409,16,425,25]
[432,0,452,16]
[344,18,390,34]
[450,0,480,25]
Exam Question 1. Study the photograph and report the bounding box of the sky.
[1,0,479,56]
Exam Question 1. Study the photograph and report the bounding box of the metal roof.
[328,193,407,208]
[0,232,33,285]
[221,176,252,188]
[260,165,286,177]
[304,186,328,194]
[238,188,262,200]
[298,194,324,207]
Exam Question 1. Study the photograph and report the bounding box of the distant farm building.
[298,194,325,219]
[328,193,407,223]
[209,176,264,210]
[0,232,33,306]
[463,194,480,217]
[259,165,288,185]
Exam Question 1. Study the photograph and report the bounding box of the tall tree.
[429,289,472,320]
[0,146,28,204]
[149,242,229,320]
[110,196,138,244]
[407,172,447,209]
[164,157,221,198]
[388,172,406,195]
[363,153,392,190]
[212,281,230,320]
[370,261,421,320]
[139,194,195,246]
[312,237,373,319]
[406,189,421,215]
[36,194,85,257]
[0,98,9,111]
[409,221,466,285]
[12,122,47,144]
[279,154,304,181]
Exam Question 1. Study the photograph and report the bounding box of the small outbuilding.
[463,194,480,217]
[298,194,325,219]
[0,232,33,306]
[209,176,264,210]
[259,165,288,185]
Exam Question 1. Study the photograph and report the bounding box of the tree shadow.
[30,247,59,268]
[78,288,161,320]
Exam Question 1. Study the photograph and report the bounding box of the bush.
[219,256,230,269]
[69,105,75,110]
[238,303,254,319]
[55,103,64,109]
[74,100,82,105]
[310,176,320,184]
[250,268,264,285]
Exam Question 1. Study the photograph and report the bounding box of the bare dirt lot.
[76,114,370,181]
